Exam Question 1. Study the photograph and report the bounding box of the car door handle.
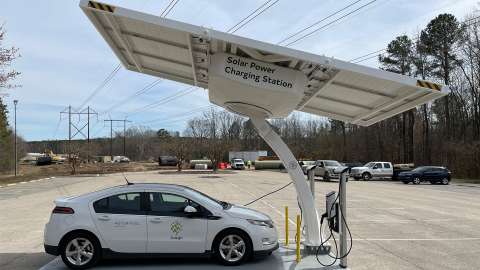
[98,215,110,221]
[150,218,163,224]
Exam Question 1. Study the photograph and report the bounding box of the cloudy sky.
[0,0,477,141]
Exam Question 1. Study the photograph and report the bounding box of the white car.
[44,183,278,269]
[231,159,245,170]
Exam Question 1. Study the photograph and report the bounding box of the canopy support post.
[249,114,321,247]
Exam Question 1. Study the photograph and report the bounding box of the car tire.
[441,178,449,185]
[60,232,101,270]
[213,229,252,266]
[413,177,421,185]
[324,172,330,181]
[362,172,371,181]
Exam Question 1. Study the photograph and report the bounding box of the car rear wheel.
[213,230,252,266]
[362,172,371,181]
[61,232,101,270]
[413,177,421,185]
[441,178,449,185]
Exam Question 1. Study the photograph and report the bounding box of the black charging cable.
[315,170,353,266]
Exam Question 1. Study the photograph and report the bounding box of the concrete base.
[39,245,347,270]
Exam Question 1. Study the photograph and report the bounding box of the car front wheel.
[324,172,330,181]
[362,172,371,181]
[441,178,449,185]
[60,233,101,270]
[413,177,421,185]
[214,230,252,266]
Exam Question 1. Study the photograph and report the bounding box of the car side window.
[93,192,143,214]
[149,192,201,216]
[374,163,382,169]
[383,163,391,169]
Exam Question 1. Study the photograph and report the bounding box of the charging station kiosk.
[80,1,449,268]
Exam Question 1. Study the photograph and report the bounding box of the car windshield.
[365,162,375,168]
[233,159,243,163]
[324,161,341,166]
[185,187,230,209]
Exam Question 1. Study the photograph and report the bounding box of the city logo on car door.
[170,220,183,240]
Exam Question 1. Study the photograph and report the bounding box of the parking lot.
[1,169,480,270]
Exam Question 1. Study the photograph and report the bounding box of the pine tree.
[379,35,415,163]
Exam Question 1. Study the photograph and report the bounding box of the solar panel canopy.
[80,0,448,126]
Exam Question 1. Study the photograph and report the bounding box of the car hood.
[225,205,271,221]
[326,166,348,172]
[352,166,368,170]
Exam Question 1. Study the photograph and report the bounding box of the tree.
[421,14,462,142]
[413,34,434,164]
[379,35,415,163]
[0,26,20,172]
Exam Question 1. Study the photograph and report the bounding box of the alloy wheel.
[219,235,246,263]
[65,238,94,266]
[413,177,421,185]
[442,178,449,185]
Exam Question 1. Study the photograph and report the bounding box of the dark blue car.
[398,166,451,185]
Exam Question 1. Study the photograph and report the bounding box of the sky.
[0,0,477,141]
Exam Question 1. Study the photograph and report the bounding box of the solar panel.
[80,0,448,126]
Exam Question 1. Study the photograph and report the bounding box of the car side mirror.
[184,205,198,214]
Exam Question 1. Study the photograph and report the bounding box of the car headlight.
[247,219,274,228]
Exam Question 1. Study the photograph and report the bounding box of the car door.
[314,161,324,176]
[146,192,208,253]
[372,163,383,177]
[92,192,147,253]
[382,163,393,178]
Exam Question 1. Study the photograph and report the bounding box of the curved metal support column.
[249,115,321,246]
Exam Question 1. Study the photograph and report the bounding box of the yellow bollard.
[296,214,301,263]
[285,206,289,246]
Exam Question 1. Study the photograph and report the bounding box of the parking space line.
[279,237,480,242]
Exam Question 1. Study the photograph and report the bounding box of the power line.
[77,64,121,111]
[102,79,162,115]
[228,0,281,34]
[140,105,212,125]
[160,0,179,17]
[284,0,378,47]
[351,15,480,64]
[127,87,197,116]
[277,0,363,45]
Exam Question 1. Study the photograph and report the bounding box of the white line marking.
[279,237,480,242]
[7,183,16,186]
[39,257,61,270]
[19,181,27,184]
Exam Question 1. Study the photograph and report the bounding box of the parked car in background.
[342,162,364,173]
[113,156,130,163]
[393,163,414,180]
[398,166,451,185]
[158,156,178,166]
[351,162,393,181]
[299,160,316,174]
[231,158,245,170]
[314,160,347,181]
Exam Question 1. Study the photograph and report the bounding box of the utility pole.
[104,119,131,161]
[60,106,98,162]
[13,100,18,176]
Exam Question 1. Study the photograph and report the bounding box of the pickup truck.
[314,160,347,181]
[351,161,393,181]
